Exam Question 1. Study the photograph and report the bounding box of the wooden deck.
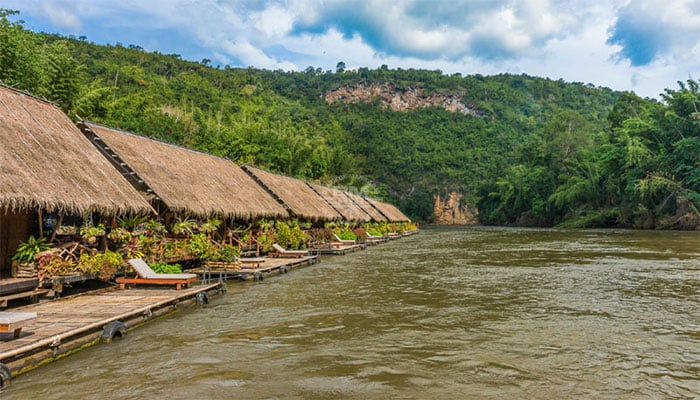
[194,255,319,281]
[0,282,221,376]
[311,243,366,255]
[0,230,417,384]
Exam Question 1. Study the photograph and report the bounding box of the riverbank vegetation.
[1,9,698,229]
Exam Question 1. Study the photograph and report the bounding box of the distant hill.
[2,9,698,229]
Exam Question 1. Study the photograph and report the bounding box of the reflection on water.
[6,227,700,399]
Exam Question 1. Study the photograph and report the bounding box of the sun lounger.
[116,258,198,290]
[333,234,356,245]
[271,244,308,258]
[366,232,384,242]
[0,312,37,338]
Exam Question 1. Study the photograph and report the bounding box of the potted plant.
[199,218,222,236]
[37,253,76,282]
[80,223,106,246]
[12,236,52,277]
[77,251,124,280]
[170,217,197,236]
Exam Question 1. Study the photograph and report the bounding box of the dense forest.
[1,10,698,229]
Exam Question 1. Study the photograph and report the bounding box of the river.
[5,226,700,399]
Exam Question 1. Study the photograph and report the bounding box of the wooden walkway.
[311,243,365,255]
[0,282,221,377]
[194,255,320,281]
[0,230,418,385]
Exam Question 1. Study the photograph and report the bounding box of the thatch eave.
[243,165,343,222]
[0,85,155,216]
[84,122,288,220]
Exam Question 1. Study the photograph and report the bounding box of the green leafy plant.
[215,244,240,262]
[199,218,222,235]
[77,251,124,280]
[80,223,106,239]
[38,254,75,280]
[149,261,182,274]
[187,233,216,260]
[144,219,166,236]
[12,236,51,264]
[117,214,149,231]
[107,227,132,244]
[136,235,157,260]
[163,239,188,259]
[171,217,197,236]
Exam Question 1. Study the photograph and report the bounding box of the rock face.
[325,82,479,116]
[433,192,478,225]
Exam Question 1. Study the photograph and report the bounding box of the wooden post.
[37,209,44,238]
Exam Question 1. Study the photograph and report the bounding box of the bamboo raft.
[0,282,221,380]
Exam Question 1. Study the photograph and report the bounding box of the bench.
[0,312,37,338]
[0,289,50,308]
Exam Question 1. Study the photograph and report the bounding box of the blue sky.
[5,0,699,99]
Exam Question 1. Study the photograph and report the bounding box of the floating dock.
[0,231,419,387]
[0,282,221,385]
[196,255,319,281]
[311,243,366,255]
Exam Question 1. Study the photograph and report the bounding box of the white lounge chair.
[271,244,308,258]
[116,258,198,290]
[333,234,356,245]
[366,232,384,242]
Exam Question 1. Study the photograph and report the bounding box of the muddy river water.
[5,226,699,399]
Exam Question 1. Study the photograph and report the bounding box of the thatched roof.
[366,198,411,222]
[342,191,387,222]
[0,85,153,215]
[243,166,342,221]
[308,183,372,222]
[83,122,287,219]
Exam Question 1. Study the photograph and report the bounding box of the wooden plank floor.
[0,283,220,360]
[312,243,365,255]
[193,255,319,281]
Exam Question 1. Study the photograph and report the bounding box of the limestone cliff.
[325,82,479,116]
[433,192,478,225]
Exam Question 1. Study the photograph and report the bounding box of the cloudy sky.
[5,0,699,99]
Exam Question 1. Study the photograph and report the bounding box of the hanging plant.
[107,227,132,244]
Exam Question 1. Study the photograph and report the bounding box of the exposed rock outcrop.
[433,192,478,225]
[325,82,479,116]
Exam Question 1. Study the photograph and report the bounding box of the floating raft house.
[80,122,288,220]
[242,165,343,222]
[0,85,154,278]
[343,191,387,222]
[365,197,411,222]
[307,183,373,222]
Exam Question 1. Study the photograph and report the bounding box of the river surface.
[5,226,700,399]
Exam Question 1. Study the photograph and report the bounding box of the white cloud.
[4,0,697,97]
[40,2,81,30]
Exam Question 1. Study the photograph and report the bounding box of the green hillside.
[1,10,698,228]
